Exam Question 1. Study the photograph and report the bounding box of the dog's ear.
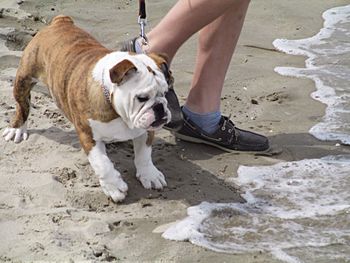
[109,59,137,85]
[148,53,173,85]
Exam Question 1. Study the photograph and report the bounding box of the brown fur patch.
[148,53,169,68]
[50,15,74,25]
[11,15,119,154]
[146,131,155,146]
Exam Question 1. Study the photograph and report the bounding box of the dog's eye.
[137,95,149,103]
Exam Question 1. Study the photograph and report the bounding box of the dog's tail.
[50,15,74,25]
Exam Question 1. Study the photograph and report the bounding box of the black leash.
[138,0,148,43]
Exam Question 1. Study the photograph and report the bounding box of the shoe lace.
[221,114,239,143]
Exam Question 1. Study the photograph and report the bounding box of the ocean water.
[273,4,350,144]
[162,5,350,262]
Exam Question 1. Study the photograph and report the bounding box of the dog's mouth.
[150,116,168,128]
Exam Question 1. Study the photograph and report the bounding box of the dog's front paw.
[136,165,167,190]
[100,175,128,202]
[2,125,28,143]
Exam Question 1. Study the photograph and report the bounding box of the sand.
[1,0,350,262]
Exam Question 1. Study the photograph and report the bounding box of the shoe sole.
[174,132,271,154]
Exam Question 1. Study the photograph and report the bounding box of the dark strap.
[139,0,146,19]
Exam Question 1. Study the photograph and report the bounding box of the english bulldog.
[2,15,172,202]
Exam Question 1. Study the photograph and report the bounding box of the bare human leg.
[146,0,247,62]
[185,0,250,114]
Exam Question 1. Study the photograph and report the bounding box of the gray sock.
[182,106,221,134]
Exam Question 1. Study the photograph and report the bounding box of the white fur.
[88,118,167,201]
[88,141,128,202]
[92,52,171,130]
[89,118,145,143]
[133,133,167,189]
[2,123,28,143]
[92,52,168,94]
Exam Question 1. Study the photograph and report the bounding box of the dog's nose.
[151,103,168,127]
[153,103,165,121]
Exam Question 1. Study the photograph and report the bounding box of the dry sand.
[1,0,350,262]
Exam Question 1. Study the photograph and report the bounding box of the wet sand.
[1,0,350,261]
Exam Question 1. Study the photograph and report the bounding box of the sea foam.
[162,156,350,262]
[273,5,350,144]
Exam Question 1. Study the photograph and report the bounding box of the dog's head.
[108,53,172,130]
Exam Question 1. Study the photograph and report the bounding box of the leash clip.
[138,16,148,44]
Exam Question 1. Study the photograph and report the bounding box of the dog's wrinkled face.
[109,53,171,130]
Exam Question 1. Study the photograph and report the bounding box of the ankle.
[182,106,221,134]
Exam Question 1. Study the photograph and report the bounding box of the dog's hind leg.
[3,63,36,142]
[2,36,44,143]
